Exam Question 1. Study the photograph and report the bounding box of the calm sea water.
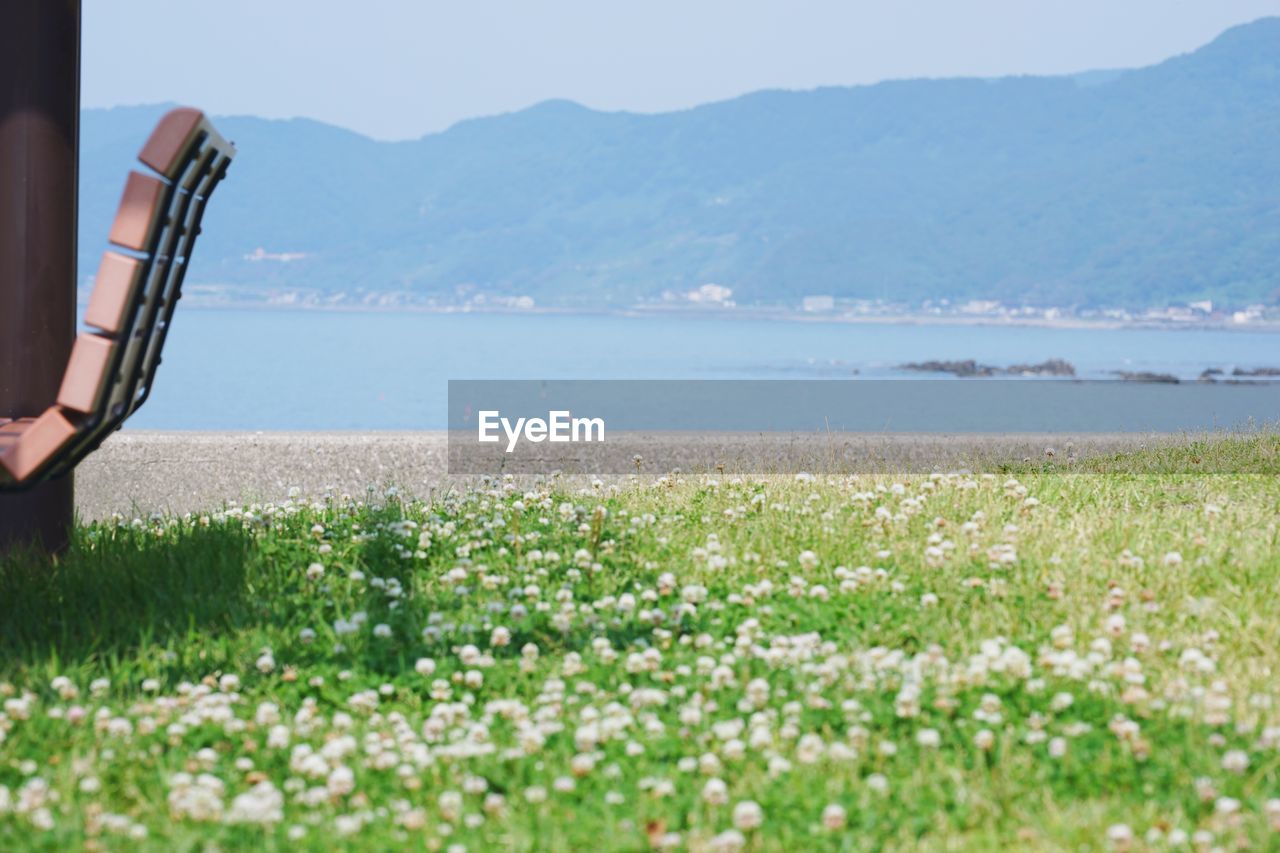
[127,309,1279,429]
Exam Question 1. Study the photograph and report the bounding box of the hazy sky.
[84,1,1280,140]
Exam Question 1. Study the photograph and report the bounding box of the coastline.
[88,296,1280,334]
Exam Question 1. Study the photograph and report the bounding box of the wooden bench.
[0,108,235,489]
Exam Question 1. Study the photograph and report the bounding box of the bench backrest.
[48,108,235,481]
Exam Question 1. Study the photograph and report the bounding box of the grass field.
[1,436,1279,850]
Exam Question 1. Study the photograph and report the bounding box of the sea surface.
[126,309,1280,429]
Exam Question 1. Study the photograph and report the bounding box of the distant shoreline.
[134,298,1280,333]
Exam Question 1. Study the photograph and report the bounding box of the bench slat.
[84,251,145,335]
[56,333,118,414]
[0,409,76,482]
[139,108,206,179]
[108,172,167,252]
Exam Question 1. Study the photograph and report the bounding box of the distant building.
[958,300,1001,315]
[802,295,835,313]
[685,283,735,306]
[1232,305,1264,324]
[244,246,308,263]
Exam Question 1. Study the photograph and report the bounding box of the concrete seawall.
[72,431,1185,520]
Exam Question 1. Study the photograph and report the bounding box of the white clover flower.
[702,778,729,805]
[745,678,770,708]
[732,800,763,831]
[894,685,921,719]
[570,753,596,777]
[414,657,437,676]
[796,733,825,764]
[710,830,746,852]
[916,728,941,749]
[167,772,225,822]
[104,717,132,737]
[225,781,284,825]
[372,623,393,639]
[1222,750,1249,774]
[1106,824,1134,849]
[438,790,463,822]
[305,562,325,581]
[821,803,847,831]
[50,676,77,701]
[334,814,363,836]
[461,775,489,796]
[254,702,280,726]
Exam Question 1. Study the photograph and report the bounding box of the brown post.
[0,1,81,554]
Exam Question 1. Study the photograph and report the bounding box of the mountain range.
[80,18,1280,311]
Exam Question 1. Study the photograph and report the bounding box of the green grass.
[2,437,1279,850]
[1001,433,1280,476]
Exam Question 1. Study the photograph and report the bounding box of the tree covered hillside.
[81,18,1280,309]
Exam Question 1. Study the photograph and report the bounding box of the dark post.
[0,1,81,554]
